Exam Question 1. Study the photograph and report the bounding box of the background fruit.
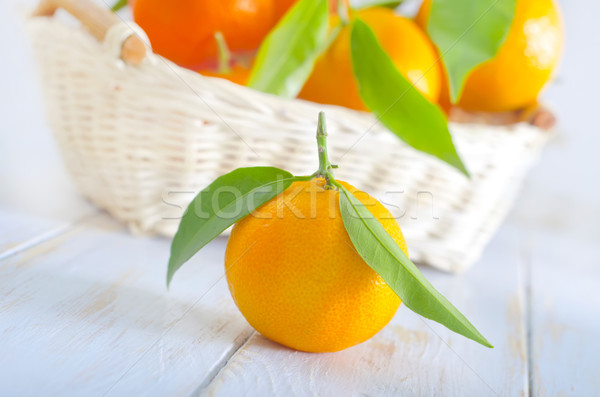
[199,64,251,86]
[133,0,276,69]
[225,178,408,353]
[299,7,442,111]
[417,0,564,112]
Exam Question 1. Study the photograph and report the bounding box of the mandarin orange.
[299,7,442,111]
[199,64,251,86]
[133,0,276,69]
[417,0,564,111]
[225,178,407,352]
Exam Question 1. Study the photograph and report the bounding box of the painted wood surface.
[2,211,598,396]
[526,230,600,396]
[0,211,527,397]
[0,214,253,396]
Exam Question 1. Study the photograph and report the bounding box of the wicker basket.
[26,0,552,273]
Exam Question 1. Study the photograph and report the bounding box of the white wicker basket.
[26,1,552,273]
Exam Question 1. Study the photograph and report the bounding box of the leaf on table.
[167,167,295,286]
[350,19,468,176]
[427,0,517,102]
[338,185,492,347]
[248,0,331,98]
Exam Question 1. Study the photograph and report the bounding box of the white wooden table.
[1,0,599,395]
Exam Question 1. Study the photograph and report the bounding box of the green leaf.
[167,167,295,286]
[355,0,404,10]
[247,0,331,97]
[427,0,517,102]
[111,0,128,12]
[338,186,492,348]
[350,19,468,176]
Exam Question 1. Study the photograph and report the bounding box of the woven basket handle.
[33,0,146,65]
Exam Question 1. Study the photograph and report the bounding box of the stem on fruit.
[111,0,127,12]
[337,0,350,26]
[315,112,338,189]
[214,32,232,74]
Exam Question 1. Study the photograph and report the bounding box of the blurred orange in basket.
[417,0,564,112]
[197,32,252,86]
[298,7,442,111]
[200,64,251,86]
[133,0,276,69]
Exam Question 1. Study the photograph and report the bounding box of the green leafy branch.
[248,0,471,176]
[247,0,517,175]
[167,112,492,348]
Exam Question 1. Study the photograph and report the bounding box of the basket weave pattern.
[27,16,549,272]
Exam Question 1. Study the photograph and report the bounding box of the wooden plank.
[0,214,251,396]
[0,209,67,256]
[526,229,600,396]
[200,225,528,396]
[0,209,98,260]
